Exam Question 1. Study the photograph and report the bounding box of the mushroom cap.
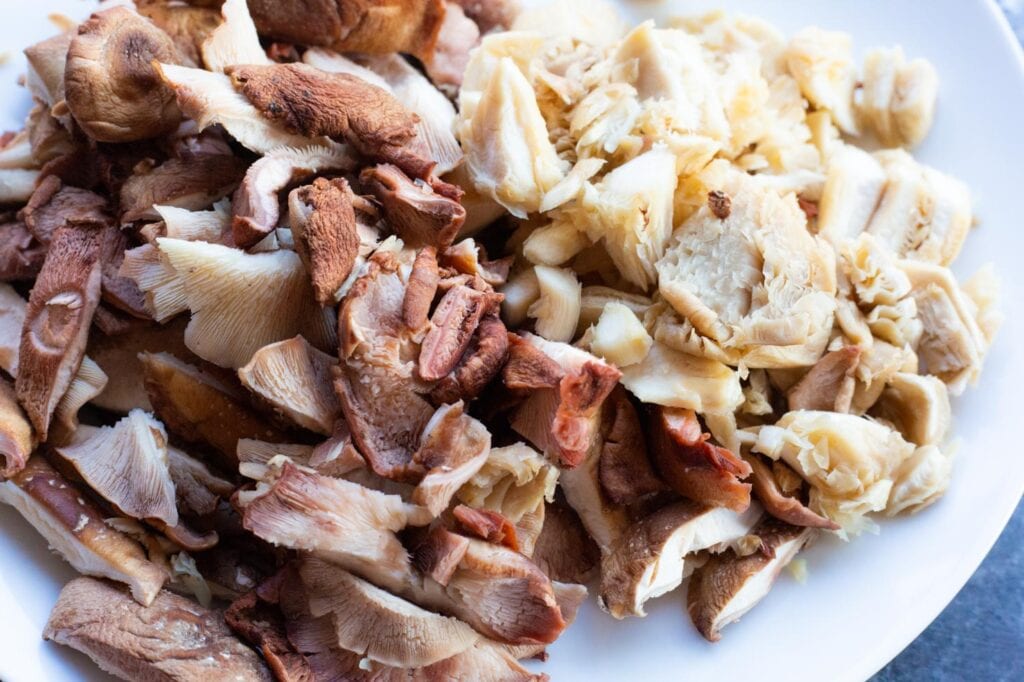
[64,7,182,142]
[57,409,179,526]
[238,335,342,435]
[299,558,481,668]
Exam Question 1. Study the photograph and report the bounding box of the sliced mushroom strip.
[227,63,434,179]
[155,237,337,368]
[56,409,178,526]
[745,454,839,531]
[119,153,246,223]
[232,144,355,248]
[419,284,490,381]
[0,457,166,605]
[687,518,815,641]
[287,177,362,304]
[453,504,519,550]
[404,246,440,330]
[247,0,446,59]
[599,500,762,619]
[44,577,272,680]
[0,379,33,479]
[16,224,105,441]
[300,559,482,668]
[411,401,491,516]
[63,7,182,142]
[361,164,466,250]
[648,406,752,512]
[598,387,666,505]
[51,356,109,441]
[240,461,432,585]
[238,336,342,436]
[430,312,510,404]
[786,346,861,412]
[141,351,291,470]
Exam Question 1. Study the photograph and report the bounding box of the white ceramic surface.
[0,1,1021,680]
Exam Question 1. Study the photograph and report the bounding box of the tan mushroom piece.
[0,283,27,376]
[118,244,187,323]
[155,237,336,368]
[238,336,342,436]
[232,143,355,248]
[411,401,491,516]
[885,444,953,516]
[16,224,104,441]
[0,379,33,479]
[246,0,446,59]
[745,454,839,531]
[201,0,271,72]
[51,355,108,441]
[873,372,951,447]
[599,499,762,618]
[786,345,861,413]
[64,8,182,142]
[423,2,480,96]
[686,517,815,641]
[44,577,272,681]
[456,442,558,525]
[56,409,179,527]
[24,31,73,119]
[145,202,230,243]
[141,351,290,469]
[155,63,319,154]
[299,559,482,668]
[619,341,743,416]
[136,1,220,68]
[0,457,166,605]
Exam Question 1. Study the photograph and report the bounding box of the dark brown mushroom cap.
[64,7,183,142]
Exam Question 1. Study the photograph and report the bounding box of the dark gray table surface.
[872,3,1024,680]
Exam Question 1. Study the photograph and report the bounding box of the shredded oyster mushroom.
[0,1,1002,676]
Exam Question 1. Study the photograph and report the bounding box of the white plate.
[0,1,1022,680]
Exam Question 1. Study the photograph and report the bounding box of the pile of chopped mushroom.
[0,0,1001,677]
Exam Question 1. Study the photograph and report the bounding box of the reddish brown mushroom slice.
[44,577,272,681]
[687,517,816,641]
[745,453,839,530]
[287,176,362,304]
[411,401,491,516]
[238,335,342,436]
[598,387,666,505]
[404,246,440,330]
[413,524,471,586]
[502,333,565,390]
[247,0,446,59]
[787,345,861,412]
[599,499,763,619]
[233,144,355,249]
[531,499,600,584]
[453,504,519,551]
[16,223,105,441]
[141,351,291,470]
[299,558,482,668]
[419,284,490,381]
[0,379,33,479]
[430,312,510,405]
[648,406,753,512]
[0,457,167,604]
[226,63,434,179]
[361,163,466,250]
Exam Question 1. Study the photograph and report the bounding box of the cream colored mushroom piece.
[238,336,341,435]
[687,518,815,641]
[599,500,762,618]
[154,237,336,368]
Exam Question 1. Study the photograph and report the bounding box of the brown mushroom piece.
[246,0,446,59]
[648,406,753,512]
[786,345,861,412]
[404,246,440,330]
[361,163,466,250]
[137,0,221,67]
[64,7,182,142]
[411,401,491,516]
[599,499,763,619]
[687,518,816,641]
[44,577,272,680]
[530,499,600,583]
[167,445,234,518]
[56,409,178,526]
[226,63,435,179]
[238,336,342,436]
[418,284,490,381]
[0,457,166,604]
[598,387,667,505]
[19,176,109,247]
[502,332,565,390]
[0,221,46,282]
[141,351,291,470]
[430,311,510,404]
[16,223,105,441]
[98,225,149,321]
[423,2,480,95]
[299,558,481,668]
[413,523,471,586]
[745,454,839,530]
[233,144,355,248]
[119,152,246,223]
[287,176,362,304]
[454,504,519,551]
[0,379,33,479]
